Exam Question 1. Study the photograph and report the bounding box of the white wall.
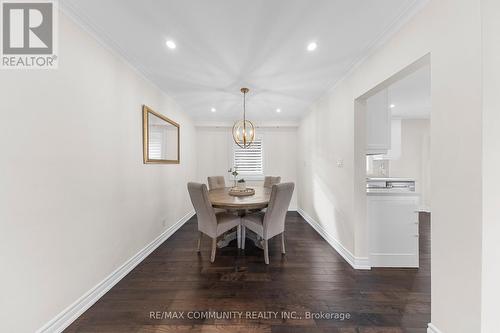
[481,0,500,332]
[298,0,483,332]
[389,119,431,208]
[0,13,197,333]
[196,126,298,210]
[298,90,356,254]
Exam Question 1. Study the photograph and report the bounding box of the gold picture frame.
[142,105,180,164]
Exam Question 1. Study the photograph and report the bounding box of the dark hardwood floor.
[66,212,430,333]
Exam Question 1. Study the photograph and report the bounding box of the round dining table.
[207,186,271,248]
[208,186,271,212]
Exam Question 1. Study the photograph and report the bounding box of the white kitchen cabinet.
[367,193,419,267]
[366,88,391,155]
[373,119,402,160]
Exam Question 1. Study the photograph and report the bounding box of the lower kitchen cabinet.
[367,193,420,267]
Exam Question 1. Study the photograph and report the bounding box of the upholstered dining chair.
[247,176,281,214]
[207,176,228,214]
[263,176,281,188]
[241,182,294,264]
[207,176,226,190]
[187,182,241,262]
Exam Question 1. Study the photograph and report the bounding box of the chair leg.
[197,231,203,252]
[237,225,241,249]
[281,232,286,254]
[241,226,246,250]
[211,237,217,263]
[263,239,269,265]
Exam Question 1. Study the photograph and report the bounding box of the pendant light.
[232,87,255,148]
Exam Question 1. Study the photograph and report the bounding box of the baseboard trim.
[428,323,444,333]
[297,208,370,270]
[37,210,195,333]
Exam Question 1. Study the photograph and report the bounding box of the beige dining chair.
[247,176,281,214]
[207,176,229,214]
[187,182,241,262]
[263,176,281,188]
[241,182,295,264]
[207,176,226,190]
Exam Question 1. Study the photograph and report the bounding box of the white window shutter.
[233,138,263,175]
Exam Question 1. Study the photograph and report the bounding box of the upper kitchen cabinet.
[366,88,391,155]
[373,119,402,160]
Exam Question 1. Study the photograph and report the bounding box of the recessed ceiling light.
[276,108,281,113]
[390,104,396,108]
[166,40,176,49]
[211,107,216,113]
[307,42,317,52]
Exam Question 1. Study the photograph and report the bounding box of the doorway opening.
[354,53,431,271]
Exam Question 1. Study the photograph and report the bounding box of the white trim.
[297,208,371,270]
[234,175,265,181]
[37,210,195,333]
[428,323,444,333]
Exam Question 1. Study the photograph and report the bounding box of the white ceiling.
[62,0,426,122]
[389,64,431,119]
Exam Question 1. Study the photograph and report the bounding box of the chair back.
[187,182,217,237]
[207,176,226,190]
[263,176,281,188]
[263,182,294,239]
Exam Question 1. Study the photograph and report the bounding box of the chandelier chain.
[243,90,246,145]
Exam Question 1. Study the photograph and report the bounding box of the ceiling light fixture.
[211,107,216,113]
[232,88,255,149]
[390,104,396,108]
[276,108,281,113]
[166,40,176,49]
[307,41,317,52]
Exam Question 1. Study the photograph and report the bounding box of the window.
[233,138,263,176]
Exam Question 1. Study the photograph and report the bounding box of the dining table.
[208,186,271,212]
[208,186,272,248]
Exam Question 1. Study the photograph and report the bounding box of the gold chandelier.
[232,87,255,148]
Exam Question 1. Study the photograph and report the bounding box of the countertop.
[366,177,415,182]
